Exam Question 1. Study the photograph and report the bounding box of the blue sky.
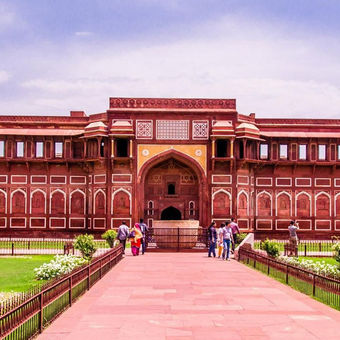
[0,0,340,117]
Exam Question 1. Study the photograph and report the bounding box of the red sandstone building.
[0,97,340,238]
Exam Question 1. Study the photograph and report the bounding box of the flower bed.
[279,256,340,280]
[34,254,87,280]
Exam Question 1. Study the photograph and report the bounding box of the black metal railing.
[146,227,208,251]
[0,245,123,339]
[238,246,340,310]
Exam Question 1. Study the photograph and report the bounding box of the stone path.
[38,253,340,340]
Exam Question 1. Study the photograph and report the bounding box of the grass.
[0,255,54,292]
[240,257,340,311]
[299,256,339,266]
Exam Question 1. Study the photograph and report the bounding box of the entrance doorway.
[161,206,181,220]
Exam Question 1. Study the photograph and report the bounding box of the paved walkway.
[38,253,340,340]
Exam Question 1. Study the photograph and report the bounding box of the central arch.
[161,206,181,220]
[137,150,208,227]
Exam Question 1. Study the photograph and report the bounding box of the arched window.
[168,183,175,195]
[189,201,195,216]
[148,201,154,215]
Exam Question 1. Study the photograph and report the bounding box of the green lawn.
[299,256,339,266]
[0,255,54,292]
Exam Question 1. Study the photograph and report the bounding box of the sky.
[0,0,340,118]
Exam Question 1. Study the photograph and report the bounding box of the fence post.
[312,274,316,296]
[100,259,102,279]
[319,242,321,252]
[304,244,307,257]
[28,240,31,250]
[177,228,180,252]
[11,242,14,256]
[285,265,289,284]
[39,292,44,333]
[69,276,73,307]
[254,253,256,268]
[267,258,270,275]
[87,266,90,290]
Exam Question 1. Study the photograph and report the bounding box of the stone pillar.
[212,139,215,158]
[129,139,133,158]
[230,139,234,158]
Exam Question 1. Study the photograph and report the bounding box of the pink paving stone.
[38,253,340,340]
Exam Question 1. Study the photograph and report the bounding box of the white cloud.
[74,31,94,37]
[0,70,10,83]
[4,12,340,117]
[0,3,15,31]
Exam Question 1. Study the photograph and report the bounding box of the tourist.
[288,220,299,256]
[217,223,225,258]
[222,221,234,261]
[130,223,143,256]
[116,221,130,254]
[230,217,240,252]
[208,221,217,257]
[139,218,149,255]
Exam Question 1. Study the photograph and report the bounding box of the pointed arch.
[237,189,249,216]
[335,192,340,217]
[69,189,86,214]
[50,189,66,214]
[275,191,292,217]
[0,189,7,214]
[111,188,131,215]
[256,190,272,216]
[212,189,232,216]
[94,189,106,215]
[295,191,312,217]
[30,189,46,214]
[10,189,26,214]
[315,191,331,217]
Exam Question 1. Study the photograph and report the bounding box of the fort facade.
[0,97,340,238]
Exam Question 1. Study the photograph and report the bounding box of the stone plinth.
[152,220,200,249]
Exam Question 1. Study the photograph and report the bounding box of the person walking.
[288,220,299,256]
[222,221,234,261]
[230,217,240,252]
[130,223,143,256]
[207,221,217,258]
[139,218,149,255]
[116,221,130,254]
[217,223,225,258]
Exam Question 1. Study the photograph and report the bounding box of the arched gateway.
[137,151,208,227]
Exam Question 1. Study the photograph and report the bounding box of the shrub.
[34,255,86,280]
[260,239,280,258]
[332,242,340,266]
[102,230,118,248]
[235,233,247,246]
[280,256,340,279]
[74,234,97,260]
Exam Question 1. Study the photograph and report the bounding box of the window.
[16,141,24,157]
[54,142,63,158]
[116,139,128,157]
[338,145,340,160]
[167,183,175,195]
[299,145,307,160]
[100,141,105,157]
[216,139,227,157]
[279,144,288,159]
[318,145,326,160]
[35,142,44,158]
[189,201,195,216]
[260,144,268,159]
[0,141,4,157]
[147,201,154,215]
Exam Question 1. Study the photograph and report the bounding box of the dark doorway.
[161,206,181,220]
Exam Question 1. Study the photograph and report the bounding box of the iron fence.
[238,247,340,310]
[0,238,110,257]
[254,239,336,257]
[146,227,208,251]
[0,245,123,339]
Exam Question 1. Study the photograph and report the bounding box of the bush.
[34,255,86,280]
[235,233,247,246]
[102,230,118,248]
[74,234,97,260]
[332,242,340,266]
[260,239,280,258]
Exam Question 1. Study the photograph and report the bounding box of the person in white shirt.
[222,221,234,261]
[116,221,130,254]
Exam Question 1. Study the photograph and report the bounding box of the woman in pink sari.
[130,223,143,256]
